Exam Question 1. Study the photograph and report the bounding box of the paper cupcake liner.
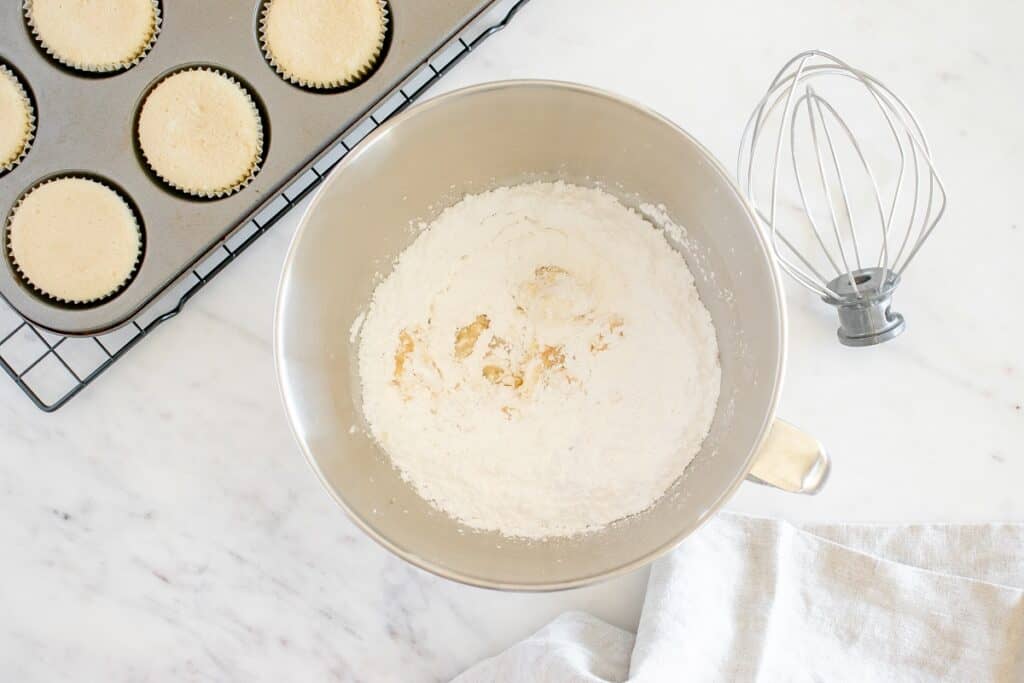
[258,0,389,90]
[136,67,265,199]
[0,64,35,174]
[23,0,162,74]
[5,176,143,306]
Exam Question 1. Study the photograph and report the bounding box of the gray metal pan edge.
[0,0,493,335]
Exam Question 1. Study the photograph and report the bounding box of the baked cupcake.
[260,0,388,89]
[137,68,264,198]
[0,65,34,173]
[24,0,161,73]
[6,177,142,304]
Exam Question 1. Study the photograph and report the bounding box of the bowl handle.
[745,419,830,495]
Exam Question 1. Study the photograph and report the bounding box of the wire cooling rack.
[0,0,530,412]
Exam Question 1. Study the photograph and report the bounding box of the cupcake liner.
[0,64,35,174]
[259,0,389,90]
[136,67,265,199]
[5,176,143,306]
[23,0,162,74]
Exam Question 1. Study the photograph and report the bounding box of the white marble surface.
[1,0,1022,680]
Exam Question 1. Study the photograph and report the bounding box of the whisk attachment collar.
[824,267,904,346]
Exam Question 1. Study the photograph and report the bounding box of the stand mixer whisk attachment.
[737,50,947,346]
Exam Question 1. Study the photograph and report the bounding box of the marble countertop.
[2,0,1021,680]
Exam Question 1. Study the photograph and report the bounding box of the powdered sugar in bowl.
[275,81,829,590]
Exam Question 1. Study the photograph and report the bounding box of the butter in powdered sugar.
[357,182,721,539]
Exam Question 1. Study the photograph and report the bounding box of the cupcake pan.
[0,0,506,335]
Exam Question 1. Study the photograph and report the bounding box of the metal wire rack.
[0,0,530,412]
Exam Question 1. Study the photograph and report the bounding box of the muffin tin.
[0,0,502,335]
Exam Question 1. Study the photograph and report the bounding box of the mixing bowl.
[274,81,828,591]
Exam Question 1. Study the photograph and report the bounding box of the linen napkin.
[454,513,1024,682]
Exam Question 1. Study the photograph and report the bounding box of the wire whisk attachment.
[738,50,947,346]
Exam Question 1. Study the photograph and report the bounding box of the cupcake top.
[24,0,160,73]
[0,66,34,172]
[137,69,264,197]
[261,0,387,89]
[6,177,142,303]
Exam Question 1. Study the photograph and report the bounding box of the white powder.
[357,182,721,539]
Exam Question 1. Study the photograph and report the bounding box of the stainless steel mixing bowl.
[274,81,829,591]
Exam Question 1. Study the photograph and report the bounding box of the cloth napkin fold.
[454,513,1024,682]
